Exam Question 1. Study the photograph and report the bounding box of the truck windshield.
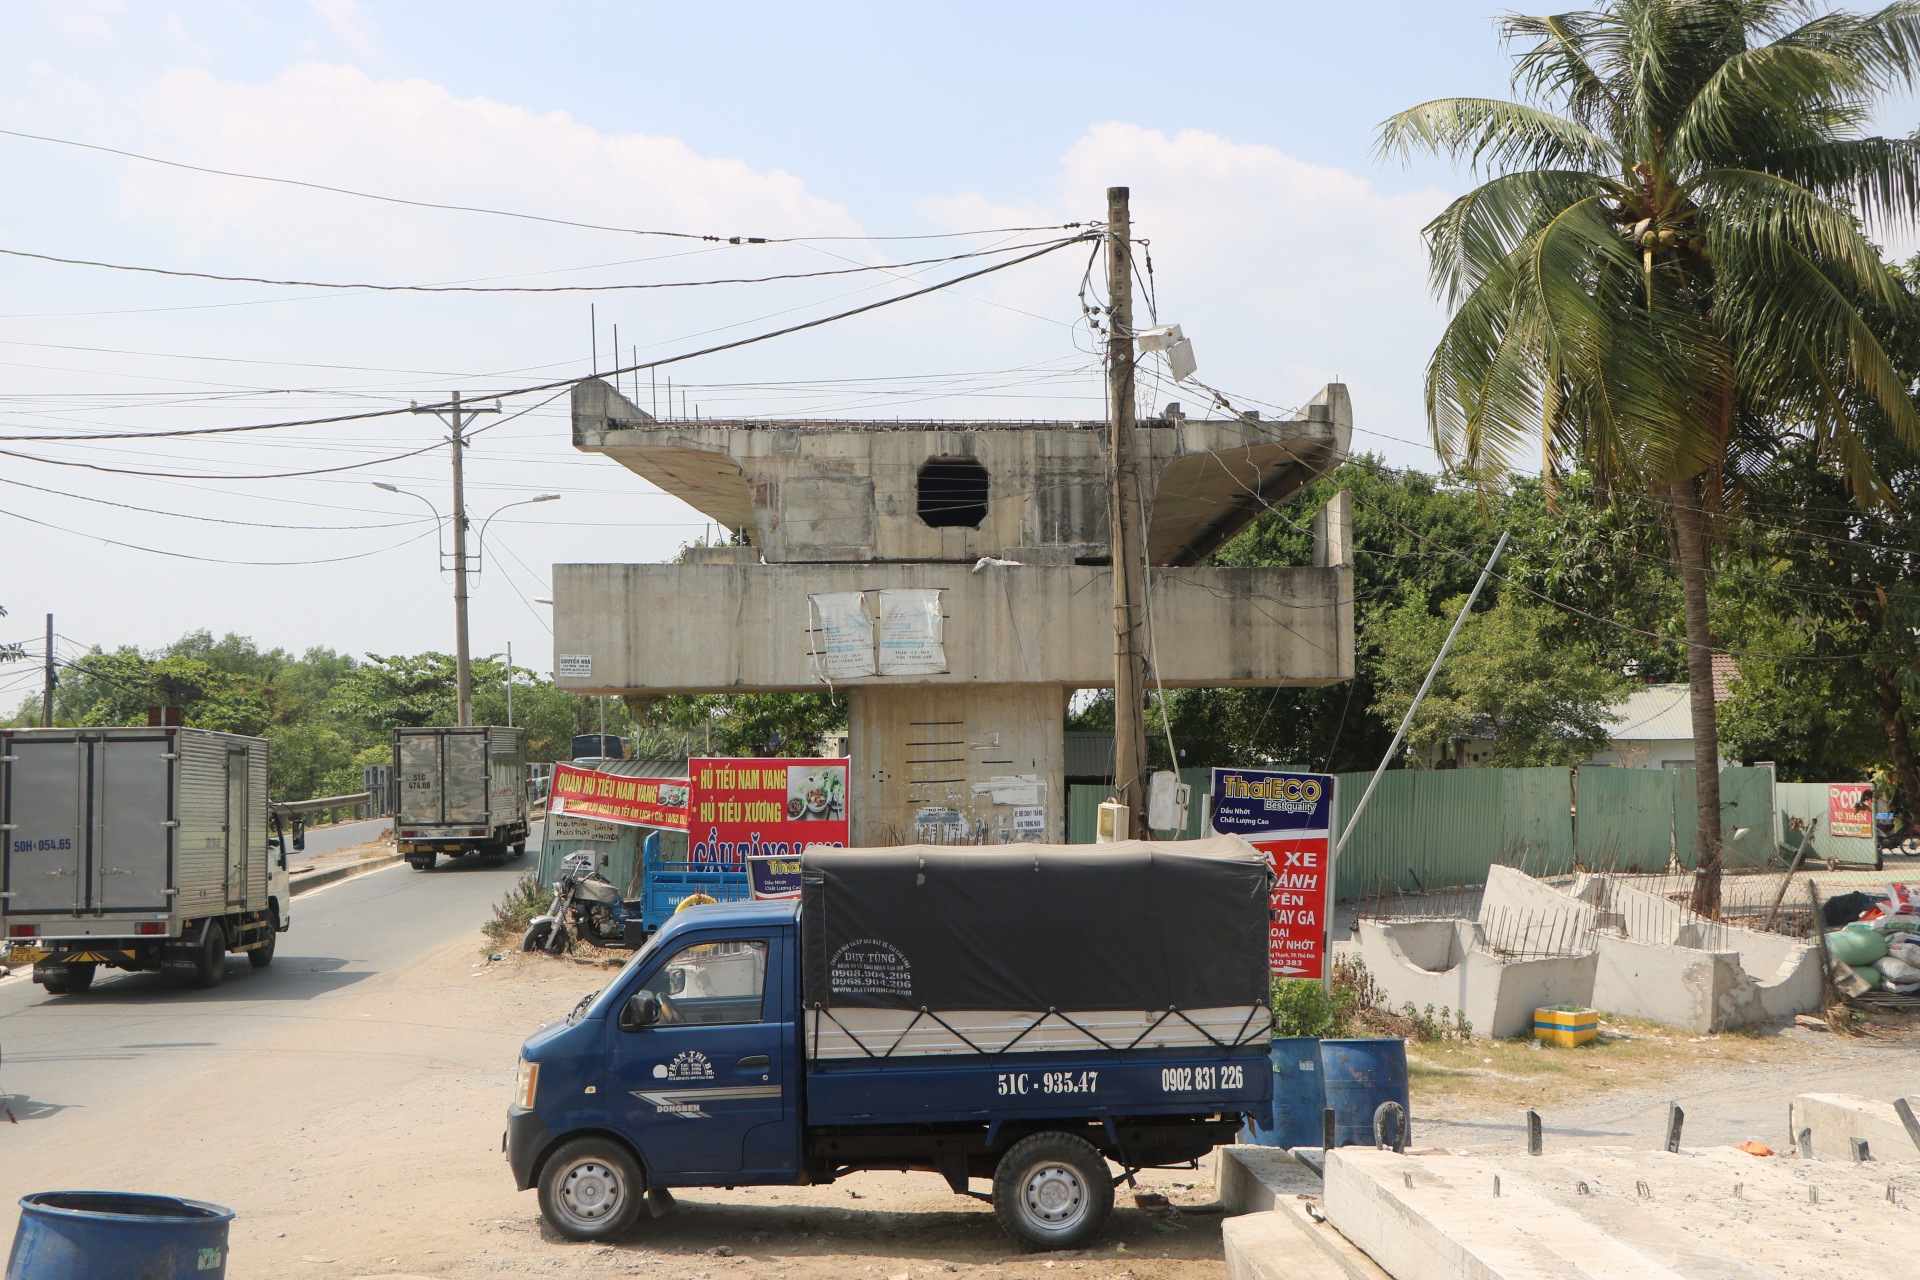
[571,932,668,1025]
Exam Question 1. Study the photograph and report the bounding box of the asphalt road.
[299,815,391,857]
[0,822,541,1144]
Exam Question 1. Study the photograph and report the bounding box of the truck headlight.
[513,1057,540,1112]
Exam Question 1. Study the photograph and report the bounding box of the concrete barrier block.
[1793,1092,1920,1162]
[1217,1145,1322,1215]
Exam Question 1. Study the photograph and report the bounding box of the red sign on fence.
[1829,783,1874,840]
[689,757,849,866]
[548,765,689,830]
[1249,834,1333,979]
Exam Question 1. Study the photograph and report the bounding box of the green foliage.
[1269,978,1338,1038]
[634,693,847,760]
[1371,592,1631,768]
[483,871,551,948]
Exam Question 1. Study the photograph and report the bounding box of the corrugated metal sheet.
[1063,732,1114,782]
[1331,769,1509,899]
[1606,684,1696,741]
[1677,764,1777,869]
[1495,768,1576,872]
[1573,766,1675,871]
[1776,781,1877,863]
[177,730,232,914]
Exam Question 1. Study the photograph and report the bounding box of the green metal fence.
[1072,762,1782,899]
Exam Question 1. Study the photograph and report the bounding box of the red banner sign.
[690,757,849,867]
[549,765,689,830]
[1829,783,1874,840]
[1249,834,1332,979]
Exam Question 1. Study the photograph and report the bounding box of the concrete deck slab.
[1324,1145,1917,1280]
[1216,1144,1324,1214]
[1216,1146,1392,1280]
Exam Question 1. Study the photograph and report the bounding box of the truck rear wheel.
[40,964,95,996]
[992,1131,1113,1252]
[192,922,227,989]
[538,1136,644,1242]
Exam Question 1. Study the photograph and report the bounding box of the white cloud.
[925,123,1454,460]
[307,0,381,59]
[112,63,866,274]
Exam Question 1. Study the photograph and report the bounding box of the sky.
[0,1,1910,696]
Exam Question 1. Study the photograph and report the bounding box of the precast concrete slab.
[1792,1092,1920,1163]
[1324,1145,1918,1280]
[1215,1146,1393,1280]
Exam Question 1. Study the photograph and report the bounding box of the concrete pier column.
[848,685,1069,846]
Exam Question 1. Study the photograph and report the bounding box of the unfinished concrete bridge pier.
[552,378,1356,845]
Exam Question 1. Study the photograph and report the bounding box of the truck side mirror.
[292,818,306,852]
[621,990,661,1030]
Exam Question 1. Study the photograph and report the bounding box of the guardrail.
[272,791,376,824]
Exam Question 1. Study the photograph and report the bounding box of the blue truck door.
[606,930,796,1182]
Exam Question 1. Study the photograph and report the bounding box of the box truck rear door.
[443,733,489,826]
[92,734,173,912]
[6,735,86,915]
[397,733,445,826]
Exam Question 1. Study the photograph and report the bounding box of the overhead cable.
[0,126,1091,244]
[0,235,1094,444]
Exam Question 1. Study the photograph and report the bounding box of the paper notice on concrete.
[1012,805,1046,834]
[877,589,946,676]
[557,653,592,678]
[971,775,1043,806]
[809,592,875,680]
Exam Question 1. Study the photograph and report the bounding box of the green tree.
[1370,593,1631,767]
[1381,1,1920,911]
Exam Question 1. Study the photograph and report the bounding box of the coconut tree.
[1380,0,1920,913]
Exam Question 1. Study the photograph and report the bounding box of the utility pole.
[410,392,498,727]
[42,613,54,727]
[506,640,514,728]
[1105,186,1151,836]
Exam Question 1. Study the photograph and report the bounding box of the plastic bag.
[1888,939,1920,967]
[1875,954,1920,984]
[1829,927,1890,966]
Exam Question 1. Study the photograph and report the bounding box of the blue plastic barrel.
[6,1192,232,1280]
[1318,1038,1410,1148]
[1240,1037,1326,1148]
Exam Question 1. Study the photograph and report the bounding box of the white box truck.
[393,726,530,870]
[1,726,295,996]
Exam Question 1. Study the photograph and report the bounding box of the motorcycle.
[521,851,641,954]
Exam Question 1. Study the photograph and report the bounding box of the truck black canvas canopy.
[800,837,1270,1014]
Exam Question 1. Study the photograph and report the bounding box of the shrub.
[483,871,550,948]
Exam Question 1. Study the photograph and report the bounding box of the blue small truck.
[506,841,1272,1250]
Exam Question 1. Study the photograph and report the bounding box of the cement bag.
[1875,954,1920,984]
[1887,938,1920,967]
[1851,964,1885,990]
[1828,927,1889,966]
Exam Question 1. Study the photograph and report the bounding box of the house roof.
[1711,653,1740,703]
[1608,683,1695,741]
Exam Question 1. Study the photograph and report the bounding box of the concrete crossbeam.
[1793,1092,1920,1162]
[552,560,1353,695]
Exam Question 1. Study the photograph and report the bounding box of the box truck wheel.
[192,922,228,989]
[512,840,527,857]
[537,1136,644,1241]
[40,964,94,996]
[249,917,277,969]
[992,1131,1113,1251]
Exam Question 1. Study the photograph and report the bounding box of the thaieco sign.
[1829,783,1874,840]
[1211,767,1337,979]
[548,765,689,831]
[690,758,850,893]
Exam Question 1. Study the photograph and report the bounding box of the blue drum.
[7,1192,233,1280]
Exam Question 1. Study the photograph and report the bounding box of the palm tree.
[1380,1,1920,913]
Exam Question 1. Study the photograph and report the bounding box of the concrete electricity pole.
[410,392,497,728]
[1105,186,1151,834]
[42,614,54,727]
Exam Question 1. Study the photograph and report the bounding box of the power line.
[0,235,1075,296]
[0,472,432,531]
[0,125,1090,245]
[0,235,1093,445]
[0,505,436,566]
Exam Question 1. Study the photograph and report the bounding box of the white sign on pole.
[877,589,946,676]
[809,592,876,680]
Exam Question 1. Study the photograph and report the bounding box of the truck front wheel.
[537,1136,644,1242]
[992,1131,1113,1252]
[249,916,278,968]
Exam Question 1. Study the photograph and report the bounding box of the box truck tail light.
[8,924,34,938]
[513,1058,540,1111]
[470,828,485,837]
[137,922,165,935]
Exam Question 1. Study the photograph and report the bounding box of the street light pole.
[409,392,499,727]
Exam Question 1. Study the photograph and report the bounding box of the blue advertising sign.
[747,853,804,900]
[1210,767,1336,836]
